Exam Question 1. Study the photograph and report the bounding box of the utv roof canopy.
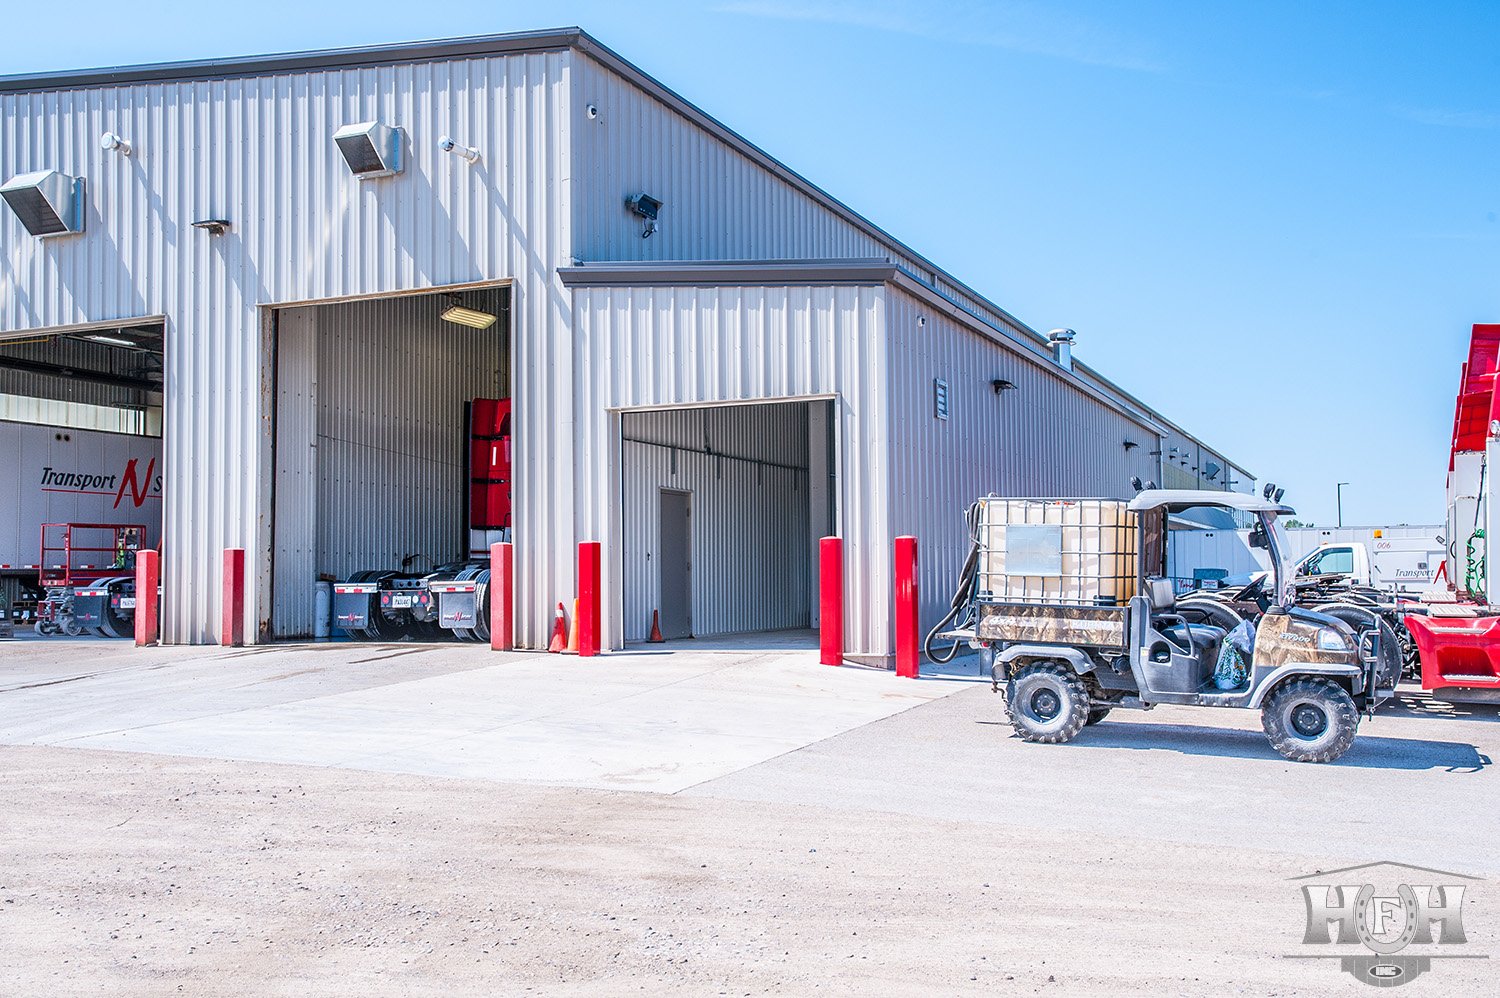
[1127,489,1295,516]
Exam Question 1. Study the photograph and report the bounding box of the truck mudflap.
[332,582,377,631]
[72,588,109,628]
[433,582,479,630]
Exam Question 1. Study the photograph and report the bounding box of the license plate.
[391,593,413,608]
[118,597,137,609]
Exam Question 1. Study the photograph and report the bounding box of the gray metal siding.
[1,52,573,643]
[573,60,1027,338]
[885,288,1163,643]
[621,403,810,640]
[571,283,891,656]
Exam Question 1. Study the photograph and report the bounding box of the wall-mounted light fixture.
[626,193,662,238]
[333,121,404,179]
[100,132,133,156]
[991,379,1018,395]
[191,219,230,235]
[438,136,481,165]
[1,170,85,237]
[1123,439,1139,451]
[439,294,498,329]
[1204,461,1221,480]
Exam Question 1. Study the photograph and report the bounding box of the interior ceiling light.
[440,298,498,329]
[333,120,404,179]
[86,334,136,347]
[1,169,86,237]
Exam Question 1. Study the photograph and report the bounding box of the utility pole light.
[1337,483,1350,528]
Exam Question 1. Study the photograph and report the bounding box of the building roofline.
[0,27,1251,478]
[559,259,898,288]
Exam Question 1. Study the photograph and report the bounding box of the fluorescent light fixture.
[1,170,85,237]
[86,334,136,347]
[333,121,403,179]
[440,303,498,329]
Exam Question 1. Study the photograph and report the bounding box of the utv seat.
[1146,577,1226,653]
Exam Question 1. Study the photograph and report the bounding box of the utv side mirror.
[1248,525,1268,549]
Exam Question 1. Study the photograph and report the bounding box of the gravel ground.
[2,740,1495,997]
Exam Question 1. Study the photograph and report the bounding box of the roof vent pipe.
[1048,328,1076,372]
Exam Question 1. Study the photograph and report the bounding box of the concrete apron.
[0,636,968,793]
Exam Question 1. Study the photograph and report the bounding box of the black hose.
[924,513,983,664]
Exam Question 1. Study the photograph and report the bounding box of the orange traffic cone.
[648,610,665,643]
[548,601,569,653]
[563,598,581,655]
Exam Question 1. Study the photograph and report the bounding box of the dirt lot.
[1,642,1496,995]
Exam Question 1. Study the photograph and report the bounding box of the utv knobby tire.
[1005,662,1090,744]
[1086,707,1112,725]
[1261,677,1359,763]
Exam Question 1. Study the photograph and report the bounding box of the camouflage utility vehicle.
[929,489,1395,762]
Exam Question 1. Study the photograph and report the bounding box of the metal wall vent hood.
[333,121,403,179]
[1,169,85,236]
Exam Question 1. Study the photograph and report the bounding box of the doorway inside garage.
[269,286,510,640]
[620,400,836,643]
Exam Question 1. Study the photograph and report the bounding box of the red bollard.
[134,548,158,646]
[819,537,843,666]
[578,541,601,657]
[490,541,513,651]
[895,535,919,678]
[221,548,245,647]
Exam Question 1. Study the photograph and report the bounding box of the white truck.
[1169,525,1444,594]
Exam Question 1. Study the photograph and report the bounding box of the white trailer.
[0,420,163,619]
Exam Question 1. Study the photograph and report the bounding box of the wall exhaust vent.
[333,121,403,179]
[1,170,85,237]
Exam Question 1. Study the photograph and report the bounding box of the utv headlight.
[1317,628,1349,652]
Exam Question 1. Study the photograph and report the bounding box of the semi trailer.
[332,398,511,643]
[1,420,163,635]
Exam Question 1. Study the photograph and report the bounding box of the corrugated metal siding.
[270,291,504,637]
[573,60,1027,339]
[572,283,890,655]
[885,288,1163,645]
[621,403,810,640]
[1,52,573,643]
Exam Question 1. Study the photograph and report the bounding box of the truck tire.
[1318,605,1402,689]
[1005,662,1090,744]
[1261,677,1358,763]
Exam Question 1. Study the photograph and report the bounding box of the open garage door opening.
[270,286,511,642]
[0,320,165,638]
[621,400,836,645]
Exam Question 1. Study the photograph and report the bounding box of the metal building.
[0,28,1252,660]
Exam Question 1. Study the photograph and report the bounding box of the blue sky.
[6,1,1496,526]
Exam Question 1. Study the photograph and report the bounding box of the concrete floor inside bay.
[1,632,1496,995]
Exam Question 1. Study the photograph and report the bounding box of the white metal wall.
[572,60,1027,338]
[885,288,1164,644]
[571,283,890,656]
[621,403,810,640]
[0,51,574,642]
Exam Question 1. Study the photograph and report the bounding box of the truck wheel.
[1261,678,1358,763]
[1086,708,1112,725]
[1005,662,1090,744]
